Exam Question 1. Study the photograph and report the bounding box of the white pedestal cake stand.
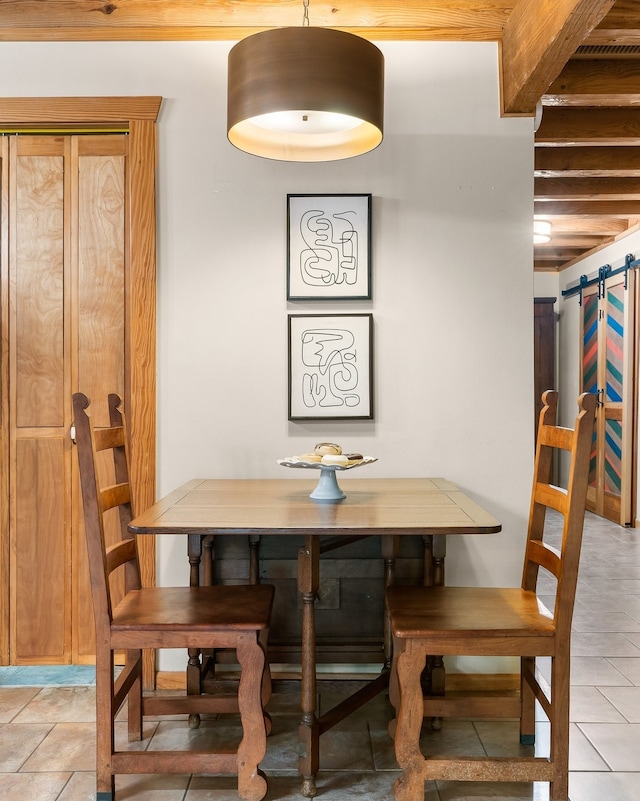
[277,457,378,501]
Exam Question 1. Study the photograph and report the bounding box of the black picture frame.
[288,313,374,421]
[287,194,372,300]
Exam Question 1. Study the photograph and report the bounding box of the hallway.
[1,510,639,800]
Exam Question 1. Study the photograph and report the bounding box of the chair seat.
[388,585,555,641]
[113,584,274,632]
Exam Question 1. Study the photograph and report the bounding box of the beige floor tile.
[570,685,627,723]
[599,685,640,721]
[369,721,400,771]
[574,595,640,615]
[116,772,190,799]
[569,657,634,686]
[569,772,640,801]
[263,680,303,715]
[114,720,159,750]
[316,724,376,771]
[20,722,96,772]
[420,719,487,758]
[571,632,640,657]
[577,722,640,770]
[0,771,72,801]
[55,771,96,801]
[436,780,550,800]
[56,771,191,801]
[578,579,640,595]
[12,687,96,723]
[259,716,300,773]
[571,610,640,633]
[148,719,244,752]
[608,654,640,684]
[473,720,545,759]
[185,774,240,800]
[0,723,54,772]
[0,687,40,723]
[568,723,610,771]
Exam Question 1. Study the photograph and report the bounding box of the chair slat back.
[522,390,597,634]
[73,392,142,631]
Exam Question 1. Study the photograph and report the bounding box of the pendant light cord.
[303,0,310,27]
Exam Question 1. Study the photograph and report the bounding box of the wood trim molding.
[0,97,162,125]
[0,137,8,665]
[126,117,158,689]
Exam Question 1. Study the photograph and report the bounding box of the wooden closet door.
[8,134,127,664]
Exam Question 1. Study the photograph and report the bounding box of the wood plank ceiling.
[2,0,637,273]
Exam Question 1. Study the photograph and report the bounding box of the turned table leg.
[187,534,204,728]
[298,535,320,797]
[429,535,447,699]
[421,534,447,727]
[382,534,398,671]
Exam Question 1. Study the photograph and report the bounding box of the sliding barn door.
[5,134,126,664]
[581,271,637,526]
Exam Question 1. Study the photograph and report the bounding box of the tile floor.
[2,511,640,800]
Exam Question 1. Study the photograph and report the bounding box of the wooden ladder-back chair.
[72,392,275,801]
[386,390,597,801]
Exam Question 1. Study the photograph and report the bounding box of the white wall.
[533,272,560,301]
[0,40,535,671]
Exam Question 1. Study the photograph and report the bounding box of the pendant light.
[227,1,384,162]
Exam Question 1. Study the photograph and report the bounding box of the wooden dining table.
[129,476,501,797]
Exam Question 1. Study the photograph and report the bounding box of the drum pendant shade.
[227,27,384,161]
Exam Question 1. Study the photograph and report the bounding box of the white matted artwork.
[287,194,372,300]
[288,313,373,421]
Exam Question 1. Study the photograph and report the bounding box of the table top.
[129,477,501,537]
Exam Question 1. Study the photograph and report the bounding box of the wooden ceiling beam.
[535,199,640,215]
[500,0,616,115]
[0,1,513,42]
[535,146,640,177]
[587,0,640,45]
[544,59,640,106]
[535,176,640,201]
[537,234,611,247]
[541,216,631,235]
[536,106,640,144]
[533,246,593,260]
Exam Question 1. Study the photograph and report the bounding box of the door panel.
[12,438,67,661]
[581,272,636,526]
[14,144,65,428]
[77,139,125,408]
